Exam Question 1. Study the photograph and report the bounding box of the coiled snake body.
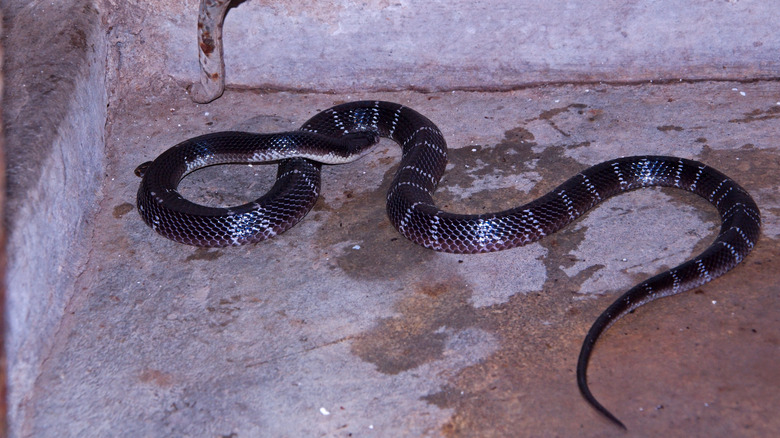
[136,101,761,428]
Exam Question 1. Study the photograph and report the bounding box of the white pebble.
[352,245,361,250]
[320,407,330,416]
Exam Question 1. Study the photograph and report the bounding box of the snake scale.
[136,101,761,428]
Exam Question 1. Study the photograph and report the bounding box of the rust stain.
[199,30,215,56]
[138,369,174,387]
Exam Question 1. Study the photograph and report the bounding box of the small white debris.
[732,88,739,91]
[319,407,330,416]
[471,148,477,152]
[352,245,361,250]
[555,99,560,103]
[204,111,210,116]
[739,91,746,96]
[621,258,627,262]
[369,425,374,429]
[712,300,717,305]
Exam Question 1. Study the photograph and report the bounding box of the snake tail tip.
[593,403,627,430]
[578,372,627,430]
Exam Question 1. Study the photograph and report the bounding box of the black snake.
[136,100,761,428]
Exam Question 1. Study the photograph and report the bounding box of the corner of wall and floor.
[2,1,108,435]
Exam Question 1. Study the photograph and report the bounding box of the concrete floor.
[4,1,780,437]
[27,82,780,436]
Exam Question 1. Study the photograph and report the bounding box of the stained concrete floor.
[25,81,780,436]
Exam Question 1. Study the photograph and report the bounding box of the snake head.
[341,130,381,155]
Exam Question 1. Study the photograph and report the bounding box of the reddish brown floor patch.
[351,277,480,375]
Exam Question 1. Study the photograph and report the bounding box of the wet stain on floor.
[351,276,480,374]
[426,136,780,436]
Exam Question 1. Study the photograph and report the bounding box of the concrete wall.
[118,0,779,94]
[3,0,107,427]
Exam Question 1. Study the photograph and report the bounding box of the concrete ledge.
[120,0,780,93]
[2,0,107,430]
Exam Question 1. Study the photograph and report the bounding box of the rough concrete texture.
[114,0,780,93]
[0,6,8,433]
[3,0,780,437]
[2,0,107,429]
[29,83,780,437]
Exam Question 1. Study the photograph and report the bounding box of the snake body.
[136,101,761,428]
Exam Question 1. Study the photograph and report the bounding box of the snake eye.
[135,161,152,177]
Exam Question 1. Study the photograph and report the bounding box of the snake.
[136,100,761,428]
